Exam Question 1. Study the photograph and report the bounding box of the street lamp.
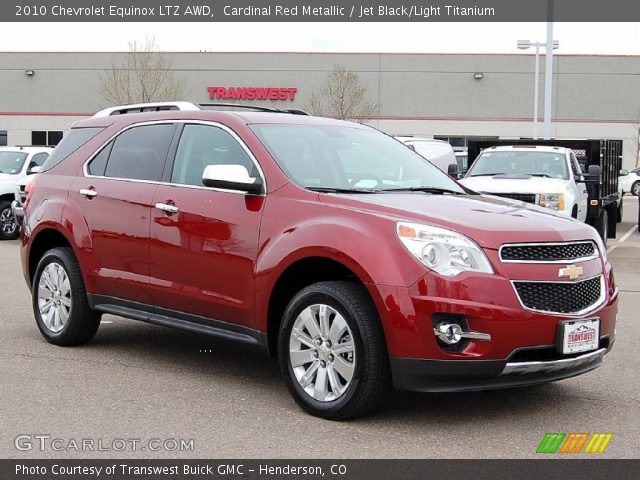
[518,39,559,139]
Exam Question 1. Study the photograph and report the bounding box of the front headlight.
[396,222,494,276]
[539,193,565,211]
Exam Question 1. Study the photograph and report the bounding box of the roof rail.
[93,101,201,117]
[198,103,309,115]
[93,101,310,118]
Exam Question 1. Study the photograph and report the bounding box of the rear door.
[70,122,177,303]
[148,122,265,328]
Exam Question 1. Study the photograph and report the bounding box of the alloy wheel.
[37,262,72,333]
[289,304,356,402]
[0,207,17,236]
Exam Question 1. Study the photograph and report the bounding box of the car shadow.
[89,316,581,423]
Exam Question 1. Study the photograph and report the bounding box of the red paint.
[207,86,297,101]
[20,109,617,370]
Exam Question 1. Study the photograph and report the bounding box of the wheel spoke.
[332,355,355,383]
[291,327,316,349]
[299,308,321,339]
[318,305,331,337]
[327,365,342,396]
[313,366,328,401]
[328,313,348,344]
[290,348,315,367]
[332,341,354,356]
[60,296,71,308]
[299,361,319,388]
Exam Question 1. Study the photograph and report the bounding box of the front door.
[149,123,264,328]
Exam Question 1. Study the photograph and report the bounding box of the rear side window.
[40,127,103,172]
[87,141,113,176]
[104,124,176,181]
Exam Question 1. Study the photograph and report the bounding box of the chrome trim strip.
[81,119,267,197]
[499,240,600,264]
[511,274,606,317]
[500,348,606,376]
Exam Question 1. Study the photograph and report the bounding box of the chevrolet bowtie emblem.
[559,264,583,280]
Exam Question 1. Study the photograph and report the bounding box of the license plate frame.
[558,318,600,354]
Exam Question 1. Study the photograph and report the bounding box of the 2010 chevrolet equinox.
[19,103,617,419]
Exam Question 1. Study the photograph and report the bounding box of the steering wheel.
[348,175,384,189]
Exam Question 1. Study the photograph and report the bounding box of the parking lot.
[1,197,638,459]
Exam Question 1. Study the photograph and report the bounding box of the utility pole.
[543,0,555,139]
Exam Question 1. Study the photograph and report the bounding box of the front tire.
[593,209,608,244]
[32,247,101,346]
[278,281,390,420]
[0,200,19,240]
[632,181,640,196]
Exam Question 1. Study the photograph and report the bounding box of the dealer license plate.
[561,318,600,354]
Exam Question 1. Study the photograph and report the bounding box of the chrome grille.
[500,241,597,263]
[513,275,603,315]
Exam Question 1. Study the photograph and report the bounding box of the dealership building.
[0,51,638,168]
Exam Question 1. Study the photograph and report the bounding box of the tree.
[99,37,188,105]
[305,65,378,120]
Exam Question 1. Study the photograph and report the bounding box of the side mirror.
[447,163,460,178]
[584,164,601,184]
[27,165,41,175]
[202,164,264,195]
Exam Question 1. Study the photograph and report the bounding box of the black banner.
[3,0,640,22]
[1,459,639,480]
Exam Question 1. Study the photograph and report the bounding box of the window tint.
[171,124,255,186]
[41,127,104,172]
[29,152,49,168]
[87,141,113,176]
[105,124,175,181]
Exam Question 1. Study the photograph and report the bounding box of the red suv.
[20,103,618,419]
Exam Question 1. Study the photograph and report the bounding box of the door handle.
[79,188,97,198]
[155,202,179,214]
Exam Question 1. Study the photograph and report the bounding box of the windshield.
[251,124,465,193]
[466,150,569,179]
[0,151,28,175]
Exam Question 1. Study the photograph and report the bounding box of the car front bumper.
[390,345,610,392]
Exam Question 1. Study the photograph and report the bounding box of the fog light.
[434,323,463,345]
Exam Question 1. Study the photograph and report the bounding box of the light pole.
[518,39,558,139]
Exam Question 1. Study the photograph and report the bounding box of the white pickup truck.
[460,145,590,221]
[0,146,52,240]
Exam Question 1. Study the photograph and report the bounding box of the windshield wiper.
[467,173,502,177]
[529,173,552,178]
[306,186,381,194]
[382,186,464,195]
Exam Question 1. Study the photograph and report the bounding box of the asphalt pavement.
[1,197,638,459]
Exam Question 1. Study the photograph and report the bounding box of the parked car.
[20,102,617,419]
[395,137,458,174]
[619,168,640,196]
[0,146,51,240]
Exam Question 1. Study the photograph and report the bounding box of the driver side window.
[171,124,255,187]
[570,152,582,179]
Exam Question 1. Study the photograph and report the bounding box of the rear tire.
[616,199,624,223]
[0,200,19,240]
[632,181,640,196]
[593,209,608,245]
[32,247,101,346]
[278,281,390,420]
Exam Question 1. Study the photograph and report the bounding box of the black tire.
[32,247,101,346]
[0,200,19,240]
[278,281,390,420]
[593,209,608,245]
[616,199,624,223]
[632,181,640,197]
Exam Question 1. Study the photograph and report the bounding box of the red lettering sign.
[207,86,297,101]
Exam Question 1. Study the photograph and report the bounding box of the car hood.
[319,192,595,250]
[459,176,568,194]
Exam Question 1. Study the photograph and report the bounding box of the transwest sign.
[207,86,298,101]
